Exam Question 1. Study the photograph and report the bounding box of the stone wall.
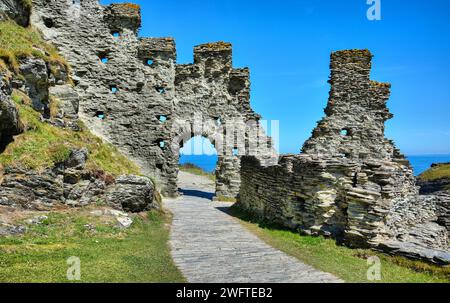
[238,50,449,264]
[29,0,274,198]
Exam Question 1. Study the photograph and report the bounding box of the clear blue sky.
[102,0,450,155]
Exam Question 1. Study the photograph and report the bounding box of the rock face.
[106,175,157,213]
[0,0,30,26]
[0,148,157,213]
[0,69,22,152]
[238,50,449,264]
[29,0,275,198]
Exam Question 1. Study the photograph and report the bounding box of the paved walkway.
[164,172,342,283]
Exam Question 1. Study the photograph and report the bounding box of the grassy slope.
[229,206,450,283]
[419,163,450,182]
[179,163,215,182]
[0,209,185,282]
[0,20,66,73]
[0,90,140,176]
[0,19,182,282]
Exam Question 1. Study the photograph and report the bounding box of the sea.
[180,154,450,176]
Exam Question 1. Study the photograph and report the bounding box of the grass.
[0,90,141,176]
[0,20,68,74]
[419,163,450,182]
[179,163,215,182]
[228,205,450,283]
[215,195,237,203]
[0,208,185,282]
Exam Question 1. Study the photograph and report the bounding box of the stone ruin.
[238,50,450,264]
[30,0,275,199]
[1,0,448,263]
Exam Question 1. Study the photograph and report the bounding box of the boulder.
[18,58,49,112]
[65,147,88,169]
[105,175,157,213]
[49,84,80,118]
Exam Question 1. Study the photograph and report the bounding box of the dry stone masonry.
[30,0,274,199]
[238,50,450,264]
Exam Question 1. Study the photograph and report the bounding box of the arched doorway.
[178,136,219,199]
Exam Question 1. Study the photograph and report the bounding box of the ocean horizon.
[180,154,450,176]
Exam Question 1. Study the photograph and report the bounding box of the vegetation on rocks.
[419,163,450,182]
[0,90,141,176]
[0,208,185,282]
[0,20,68,73]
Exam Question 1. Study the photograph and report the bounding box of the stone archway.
[170,117,241,200]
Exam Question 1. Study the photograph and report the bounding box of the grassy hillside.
[0,208,185,282]
[0,90,141,176]
[0,20,67,73]
[419,163,450,182]
[0,19,139,176]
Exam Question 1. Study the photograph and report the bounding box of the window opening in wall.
[158,115,167,122]
[110,85,118,93]
[43,18,54,28]
[94,111,105,120]
[156,87,166,94]
[340,128,351,136]
[99,53,109,64]
[156,139,166,149]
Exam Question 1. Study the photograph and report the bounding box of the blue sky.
[102,0,450,155]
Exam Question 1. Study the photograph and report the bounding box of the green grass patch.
[179,163,215,182]
[228,205,450,283]
[0,209,185,283]
[215,195,237,203]
[0,20,67,73]
[0,90,141,176]
[419,163,450,182]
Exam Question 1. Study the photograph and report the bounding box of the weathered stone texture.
[238,50,449,264]
[0,68,22,152]
[0,0,30,26]
[30,0,273,199]
[0,148,157,213]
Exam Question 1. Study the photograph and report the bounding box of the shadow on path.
[179,188,215,201]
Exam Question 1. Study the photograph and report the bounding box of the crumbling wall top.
[104,3,141,33]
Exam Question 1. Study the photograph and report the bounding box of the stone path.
[164,171,342,283]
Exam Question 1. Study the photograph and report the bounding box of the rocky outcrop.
[419,178,450,195]
[0,0,30,26]
[0,148,157,213]
[0,69,22,153]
